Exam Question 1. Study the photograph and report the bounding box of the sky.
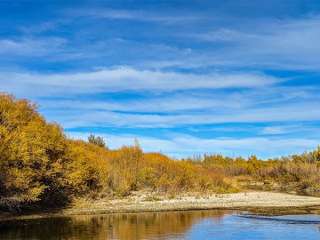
[1,0,320,159]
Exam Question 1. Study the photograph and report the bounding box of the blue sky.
[1,0,320,158]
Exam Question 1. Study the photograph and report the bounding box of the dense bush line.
[0,94,232,211]
[0,94,319,212]
[192,150,320,196]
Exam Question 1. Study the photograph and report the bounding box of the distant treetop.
[88,134,107,149]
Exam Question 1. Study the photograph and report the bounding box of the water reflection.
[1,210,320,240]
[0,210,226,240]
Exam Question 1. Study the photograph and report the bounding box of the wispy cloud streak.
[0,66,278,96]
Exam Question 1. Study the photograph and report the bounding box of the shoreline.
[1,191,320,222]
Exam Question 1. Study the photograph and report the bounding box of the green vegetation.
[0,93,319,212]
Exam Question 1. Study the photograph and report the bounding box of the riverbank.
[1,191,320,222]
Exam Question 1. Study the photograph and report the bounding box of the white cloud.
[0,66,278,97]
[31,83,319,130]
[66,8,203,24]
[26,78,318,129]
[19,21,60,34]
[7,14,320,71]
[261,126,293,135]
[42,100,320,129]
[2,5,320,158]
[0,37,67,57]
[67,131,320,159]
[260,124,320,136]
[191,15,320,70]
[39,93,248,112]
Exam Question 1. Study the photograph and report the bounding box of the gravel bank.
[1,191,320,221]
[66,191,320,215]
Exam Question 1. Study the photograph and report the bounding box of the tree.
[0,94,69,209]
[88,134,107,148]
[0,94,112,210]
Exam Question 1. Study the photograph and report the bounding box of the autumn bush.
[0,94,234,211]
[197,150,320,196]
[1,93,320,212]
[139,153,232,193]
[0,94,111,211]
[107,144,143,196]
[0,94,69,210]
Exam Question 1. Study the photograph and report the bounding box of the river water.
[0,210,320,239]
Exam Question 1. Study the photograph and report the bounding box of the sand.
[66,191,320,215]
[1,191,320,221]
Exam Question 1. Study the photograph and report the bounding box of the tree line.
[0,93,319,212]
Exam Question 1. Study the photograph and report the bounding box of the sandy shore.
[1,191,320,221]
[67,191,320,214]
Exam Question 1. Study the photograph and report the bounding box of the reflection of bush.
[104,211,225,240]
[0,211,226,240]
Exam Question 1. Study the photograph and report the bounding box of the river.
[0,210,320,239]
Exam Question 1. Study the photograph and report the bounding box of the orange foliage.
[1,93,320,212]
